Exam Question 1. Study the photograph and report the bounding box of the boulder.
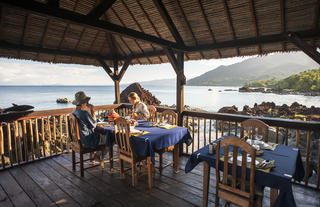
[118,82,161,105]
[218,105,238,114]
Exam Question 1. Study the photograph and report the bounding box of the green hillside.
[187,53,318,86]
[245,69,320,92]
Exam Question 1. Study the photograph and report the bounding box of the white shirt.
[133,101,150,119]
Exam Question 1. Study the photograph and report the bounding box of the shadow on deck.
[0,151,319,207]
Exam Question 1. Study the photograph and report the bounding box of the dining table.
[100,120,193,187]
[185,136,305,207]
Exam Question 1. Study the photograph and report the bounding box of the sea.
[0,85,319,111]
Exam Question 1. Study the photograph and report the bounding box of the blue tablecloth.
[185,137,305,207]
[103,120,192,163]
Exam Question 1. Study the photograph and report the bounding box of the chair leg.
[120,159,125,179]
[109,146,113,172]
[72,150,76,171]
[147,157,153,189]
[159,152,163,175]
[100,149,105,172]
[255,196,263,207]
[215,193,219,207]
[80,152,84,177]
[131,162,137,187]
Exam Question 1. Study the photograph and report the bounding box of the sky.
[0,56,253,85]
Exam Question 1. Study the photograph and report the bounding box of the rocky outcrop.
[218,101,320,121]
[119,82,161,105]
[239,87,265,93]
[56,98,70,103]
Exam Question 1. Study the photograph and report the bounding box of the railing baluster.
[29,119,34,161]
[317,140,320,189]
[41,118,46,157]
[192,117,195,153]
[235,122,238,136]
[0,125,5,168]
[14,121,20,165]
[304,131,311,186]
[204,119,206,146]
[209,119,212,143]
[59,116,63,152]
[53,116,57,154]
[228,121,231,136]
[221,121,224,137]
[64,114,69,150]
[47,117,52,156]
[284,128,288,145]
[296,130,300,147]
[215,120,218,140]
[35,118,40,159]
[185,116,189,154]
[197,118,200,150]
[275,127,279,143]
[7,123,13,166]
[22,120,28,162]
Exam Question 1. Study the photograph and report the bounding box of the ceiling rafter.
[197,0,222,58]
[222,0,240,56]
[19,13,30,58]
[0,0,185,51]
[110,7,153,64]
[312,0,319,47]
[280,0,286,51]
[47,0,59,8]
[174,0,205,58]
[151,0,190,60]
[36,18,51,59]
[120,0,163,63]
[87,0,116,20]
[53,0,79,63]
[249,0,262,55]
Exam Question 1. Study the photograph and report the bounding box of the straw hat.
[72,91,91,105]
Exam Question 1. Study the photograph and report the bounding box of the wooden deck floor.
[0,151,319,207]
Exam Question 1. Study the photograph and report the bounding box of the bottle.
[208,143,214,155]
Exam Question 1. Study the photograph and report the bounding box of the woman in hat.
[128,92,150,120]
[72,91,106,149]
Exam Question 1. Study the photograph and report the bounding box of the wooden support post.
[113,60,120,104]
[287,33,320,65]
[98,59,130,104]
[176,52,185,127]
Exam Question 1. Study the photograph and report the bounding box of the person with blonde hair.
[128,92,150,120]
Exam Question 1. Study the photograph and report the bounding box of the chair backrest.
[114,117,133,157]
[147,105,157,122]
[68,114,80,144]
[161,110,177,125]
[216,136,256,206]
[240,119,269,142]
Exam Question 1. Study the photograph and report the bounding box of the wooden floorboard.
[0,152,319,207]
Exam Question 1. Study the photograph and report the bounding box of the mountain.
[187,53,319,86]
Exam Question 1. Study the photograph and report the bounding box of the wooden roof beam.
[280,0,286,51]
[47,0,59,8]
[87,0,116,20]
[0,0,185,51]
[0,40,114,60]
[116,58,131,82]
[197,0,222,58]
[97,58,115,80]
[152,0,184,46]
[249,0,262,55]
[222,0,240,56]
[287,32,320,65]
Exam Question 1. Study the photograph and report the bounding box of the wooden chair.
[215,136,264,207]
[114,117,153,188]
[156,109,178,174]
[240,119,269,142]
[68,114,106,177]
[161,109,177,125]
[147,105,157,122]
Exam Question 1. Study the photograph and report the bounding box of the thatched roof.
[0,0,318,67]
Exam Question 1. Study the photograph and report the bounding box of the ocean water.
[0,85,319,112]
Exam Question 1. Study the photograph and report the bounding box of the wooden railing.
[1,103,320,191]
[0,104,120,169]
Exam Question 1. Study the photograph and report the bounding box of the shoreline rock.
[239,87,320,96]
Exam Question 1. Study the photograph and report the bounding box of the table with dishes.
[97,119,193,174]
[185,137,305,207]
